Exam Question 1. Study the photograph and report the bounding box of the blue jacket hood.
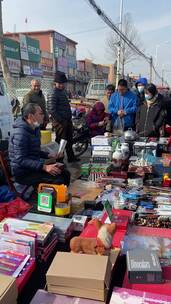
[135,77,148,87]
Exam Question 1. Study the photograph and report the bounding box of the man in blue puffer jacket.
[108,79,137,130]
[9,103,70,186]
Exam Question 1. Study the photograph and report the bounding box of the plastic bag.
[113,116,124,136]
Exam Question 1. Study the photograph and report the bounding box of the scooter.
[72,114,90,157]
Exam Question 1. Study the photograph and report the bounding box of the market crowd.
[8,72,171,189]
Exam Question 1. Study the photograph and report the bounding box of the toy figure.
[70,219,116,255]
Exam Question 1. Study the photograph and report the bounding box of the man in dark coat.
[23,79,48,129]
[47,71,79,162]
[9,103,70,186]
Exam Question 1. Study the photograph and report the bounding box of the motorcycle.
[72,112,90,157]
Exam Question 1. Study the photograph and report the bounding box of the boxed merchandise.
[146,142,158,156]
[22,213,73,243]
[92,150,112,159]
[110,287,171,304]
[46,252,112,301]
[81,163,91,178]
[122,234,171,258]
[133,142,146,156]
[92,156,111,163]
[30,289,104,304]
[123,266,171,296]
[0,275,17,304]
[72,215,88,232]
[93,145,113,152]
[0,218,54,245]
[127,249,162,284]
[91,136,112,146]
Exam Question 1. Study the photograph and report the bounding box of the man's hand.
[43,164,62,176]
[117,110,125,117]
[98,121,105,127]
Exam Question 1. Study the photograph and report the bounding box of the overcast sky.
[3,0,171,84]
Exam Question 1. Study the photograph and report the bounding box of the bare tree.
[0,0,14,97]
[107,13,143,77]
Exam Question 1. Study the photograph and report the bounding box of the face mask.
[145,94,152,100]
[33,121,40,128]
[137,86,144,93]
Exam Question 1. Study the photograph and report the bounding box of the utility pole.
[161,69,164,87]
[149,56,153,83]
[115,0,123,88]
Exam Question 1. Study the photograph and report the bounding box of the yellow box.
[55,203,70,216]
[41,130,52,145]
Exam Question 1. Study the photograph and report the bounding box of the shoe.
[68,157,80,163]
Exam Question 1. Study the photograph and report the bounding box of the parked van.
[85,79,108,102]
[0,79,13,139]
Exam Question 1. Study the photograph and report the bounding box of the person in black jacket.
[47,72,79,163]
[9,103,70,186]
[136,83,166,137]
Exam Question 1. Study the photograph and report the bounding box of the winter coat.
[136,95,166,137]
[86,102,110,137]
[47,88,72,124]
[108,90,137,129]
[9,118,48,178]
[161,95,171,126]
[23,90,48,120]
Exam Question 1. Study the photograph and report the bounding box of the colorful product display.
[0,251,30,277]
[111,287,171,304]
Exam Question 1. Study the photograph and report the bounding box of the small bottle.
[163,173,170,187]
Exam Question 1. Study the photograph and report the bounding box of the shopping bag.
[113,116,124,136]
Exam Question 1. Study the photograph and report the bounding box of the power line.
[86,0,150,62]
[85,0,168,85]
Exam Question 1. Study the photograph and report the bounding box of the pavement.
[66,147,91,183]
[48,126,91,183]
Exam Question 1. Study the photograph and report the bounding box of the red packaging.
[80,221,127,248]
[16,258,36,293]
[123,266,171,296]
[102,210,133,231]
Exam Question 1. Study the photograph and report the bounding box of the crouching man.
[9,103,70,186]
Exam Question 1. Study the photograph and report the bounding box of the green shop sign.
[4,38,20,60]
[26,36,40,63]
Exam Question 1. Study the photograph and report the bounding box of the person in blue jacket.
[9,103,70,187]
[108,79,137,130]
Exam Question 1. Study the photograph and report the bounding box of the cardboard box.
[0,275,17,304]
[30,289,104,304]
[46,252,112,301]
[110,287,171,304]
[127,249,162,284]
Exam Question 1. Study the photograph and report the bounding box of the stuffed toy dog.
[70,219,116,255]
